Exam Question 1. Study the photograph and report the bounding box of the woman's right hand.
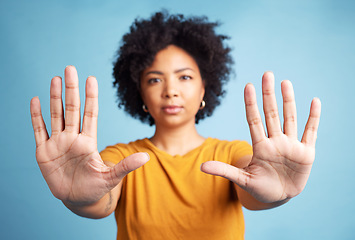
[30,66,149,207]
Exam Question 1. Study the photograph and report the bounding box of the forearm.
[233,155,290,210]
[62,160,122,219]
[63,188,119,219]
[236,185,290,210]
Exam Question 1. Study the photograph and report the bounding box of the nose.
[163,79,179,98]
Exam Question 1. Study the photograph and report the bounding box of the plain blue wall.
[1,0,354,239]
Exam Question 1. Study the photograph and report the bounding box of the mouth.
[162,105,183,114]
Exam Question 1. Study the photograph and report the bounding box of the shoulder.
[203,137,253,164]
[205,137,252,150]
[100,138,150,164]
[103,138,149,150]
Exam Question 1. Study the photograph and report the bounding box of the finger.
[262,72,282,137]
[107,152,150,187]
[64,66,81,133]
[301,98,321,146]
[50,76,64,136]
[244,83,266,145]
[30,97,49,147]
[200,161,250,189]
[82,76,98,139]
[281,80,297,139]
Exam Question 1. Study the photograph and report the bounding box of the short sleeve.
[230,140,253,166]
[100,145,125,165]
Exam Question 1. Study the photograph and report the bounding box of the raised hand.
[30,66,149,206]
[201,71,321,204]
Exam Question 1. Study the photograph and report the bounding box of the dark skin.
[202,72,321,209]
[30,47,321,218]
[30,66,149,218]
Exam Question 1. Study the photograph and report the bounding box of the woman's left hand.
[201,71,321,203]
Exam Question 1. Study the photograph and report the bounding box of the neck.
[150,122,205,156]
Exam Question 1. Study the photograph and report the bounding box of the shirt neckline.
[142,137,213,159]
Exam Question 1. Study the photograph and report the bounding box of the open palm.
[30,66,148,205]
[202,72,321,203]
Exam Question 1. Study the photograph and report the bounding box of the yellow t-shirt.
[100,137,252,240]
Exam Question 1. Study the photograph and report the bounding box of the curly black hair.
[113,11,233,125]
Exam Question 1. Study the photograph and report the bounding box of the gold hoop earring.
[199,100,206,110]
[142,104,149,113]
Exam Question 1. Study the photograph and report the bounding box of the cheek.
[143,90,160,109]
[186,87,205,108]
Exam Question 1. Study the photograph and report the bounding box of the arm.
[63,186,120,219]
[201,71,321,209]
[233,155,289,210]
[63,161,122,219]
[30,66,149,219]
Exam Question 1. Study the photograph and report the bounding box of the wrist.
[62,192,114,219]
[237,185,292,210]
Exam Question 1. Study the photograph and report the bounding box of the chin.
[156,117,195,128]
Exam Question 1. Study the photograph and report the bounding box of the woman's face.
[140,45,205,128]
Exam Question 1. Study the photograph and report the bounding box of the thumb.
[200,161,250,189]
[107,152,150,187]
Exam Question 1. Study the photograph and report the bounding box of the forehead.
[145,45,200,71]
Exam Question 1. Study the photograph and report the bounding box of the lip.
[162,105,183,114]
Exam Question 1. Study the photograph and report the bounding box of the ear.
[200,80,206,101]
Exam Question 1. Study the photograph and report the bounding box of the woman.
[30,12,321,240]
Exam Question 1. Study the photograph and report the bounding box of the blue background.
[1,0,354,239]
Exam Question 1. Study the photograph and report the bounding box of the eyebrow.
[144,68,195,76]
[175,68,194,74]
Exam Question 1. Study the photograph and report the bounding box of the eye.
[148,78,161,84]
[180,75,192,80]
